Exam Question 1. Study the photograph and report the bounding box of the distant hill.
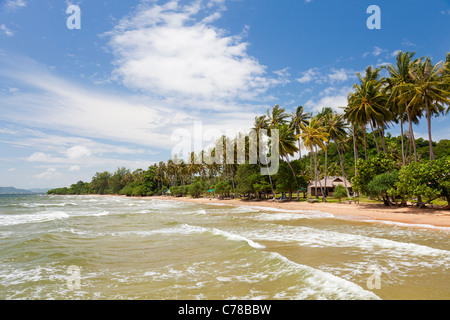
[29,188,51,194]
[0,187,35,195]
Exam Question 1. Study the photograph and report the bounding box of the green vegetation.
[48,51,450,209]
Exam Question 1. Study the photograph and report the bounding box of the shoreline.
[148,196,450,231]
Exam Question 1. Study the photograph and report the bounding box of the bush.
[333,184,348,202]
[188,181,206,198]
[397,158,450,208]
[367,171,399,206]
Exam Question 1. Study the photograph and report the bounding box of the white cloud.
[328,68,351,82]
[69,165,81,172]
[305,86,351,112]
[65,146,91,160]
[296,68,318,84]
[8,168,16,172]
[36,168,62,180]
[391,49,401,57]
[4,0,26,11]
[0,24,14,37]
[106,0,274,101]
[27,152,52,162]
[401,39,416,47]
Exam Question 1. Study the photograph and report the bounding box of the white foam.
[19,202,77,208]
[0,211,70,226]
[91,211,110,217]
[363,219,450,232]
[210,228,266,249]
[265,251,381,300]
[244,224,450,263]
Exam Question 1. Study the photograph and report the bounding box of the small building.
[308,176,352,197]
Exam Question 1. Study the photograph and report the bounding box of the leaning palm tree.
[398,57,450,160]
[289,106,310,160]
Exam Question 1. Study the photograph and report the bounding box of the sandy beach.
[151,196,450,230]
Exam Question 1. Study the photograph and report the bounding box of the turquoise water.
[0,194,449,300]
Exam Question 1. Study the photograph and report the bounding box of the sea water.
[0,194,448,300]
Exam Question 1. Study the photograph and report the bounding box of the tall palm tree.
[399,57,450,160]
[327,112,350,197]
[385,51,419,163]
[299,117,329,200]
[289,106,310,160]
[252,115,275,197]
[346,66,390,159]
[317,107,334,200]
[277,124,299,184]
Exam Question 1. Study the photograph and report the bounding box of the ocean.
[0,194,448,300]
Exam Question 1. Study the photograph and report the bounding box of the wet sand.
[151,196,450,230]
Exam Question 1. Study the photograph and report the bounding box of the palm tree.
[346,66,391,159]
[385,51,419,163]
[267,104,289,127]
[317,107,334,200]
[277,124,299,184]
[299,117,329,200]
[290,106,310,160]
[252,115,275,198]
[399,57,450,160]
[326,112,350,197]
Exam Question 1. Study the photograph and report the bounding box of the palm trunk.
[298,139,302,160]
[377,124,386,153]
[324,145,328,200]
[406,105,418,162]
[362,123,368,160]
[314,146,326,202]
[425,97,435,161]
[370,121,380,154]
[352,124,358,176]
[400,118,405,166]
[285,154,298,184]
[336,141,351,198]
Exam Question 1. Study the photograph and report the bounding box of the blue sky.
[0,0,449,189]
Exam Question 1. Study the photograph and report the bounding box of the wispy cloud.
[0,24,14,37]
[3,0,27,12]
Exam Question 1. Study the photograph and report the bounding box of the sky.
[0,0,449,189]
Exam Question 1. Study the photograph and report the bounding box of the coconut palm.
[398,57,450,160]
[289,106,310,160]
[316,107,334,200]
[267,104,289,127]
[252,115,275,197]
[385,51,420,163]
[346,66,391,159]
[326,113,350,196]
[277,124,299,184]
[299,117,329,200]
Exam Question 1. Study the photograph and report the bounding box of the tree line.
[48,51,450,208]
